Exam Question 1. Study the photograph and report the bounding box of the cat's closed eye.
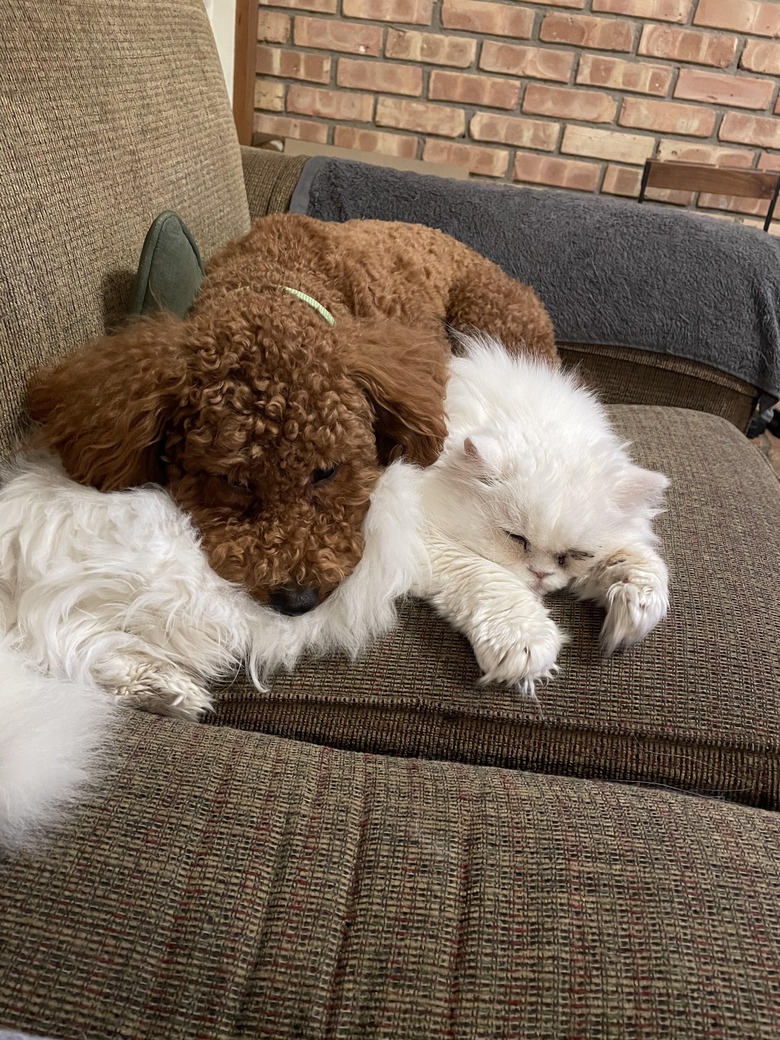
[505,531,528,551]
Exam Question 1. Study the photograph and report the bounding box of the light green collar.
[283,286,335,326]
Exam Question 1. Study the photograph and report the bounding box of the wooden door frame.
[233,0,257,146]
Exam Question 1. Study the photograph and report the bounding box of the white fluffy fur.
[0,454,426,847]
[417,333,670,696]
[0,638,116,850]
[0,454,427,718]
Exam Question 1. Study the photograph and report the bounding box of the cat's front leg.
[574,545,669,655]
[423,541,566,696]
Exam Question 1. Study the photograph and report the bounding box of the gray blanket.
[290,156,780,401]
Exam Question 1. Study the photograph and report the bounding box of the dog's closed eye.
[312,465,338,486]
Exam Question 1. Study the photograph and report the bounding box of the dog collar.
[283,286,335,326]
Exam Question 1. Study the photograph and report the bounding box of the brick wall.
[256,0,780,227]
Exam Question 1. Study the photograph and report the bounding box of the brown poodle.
[28,214,557,614]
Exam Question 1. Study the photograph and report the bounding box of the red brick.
[638,25,737,67]
[264,0,337,11]
[337,58,422,96]
[619,97,716,136]
[514,153,602,192]
[511,0,584,7]
[674,69,775,110]
[720,112,780,149]
[287,85,375,122]
[441,0,534,39]
[333,126,419,158]
[256,47,331,83]
[480,41,573,82]
[694,0,780,38]
[258,11,290,44]
[541,13,634,52]
[656,140,755,166]
[698,193,774,217]
[293,16,383,56]
[342,0,433,23]
[376,97,466,137]
[562,125,655,163]
[576,54,672,95]
[592,0,689,20]
[470,112,560,150]
[523,83,616,123]
[602,165,643,197]
[253,113,329,143]
[423,139,510,177]
[255,80,286,112]
[385,29,476,67]
[740,40,780,75]
[429,70,520,110]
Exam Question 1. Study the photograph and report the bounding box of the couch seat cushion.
[212,406,780,809]
[1,715,779,1039]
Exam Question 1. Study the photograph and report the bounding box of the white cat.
[417,333,670,696]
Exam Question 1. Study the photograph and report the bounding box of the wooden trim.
[232,0,257,146]
[642,159,780,201]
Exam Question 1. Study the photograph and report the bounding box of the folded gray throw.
[291,156,780,400]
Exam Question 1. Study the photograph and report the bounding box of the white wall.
[205,0,236,104]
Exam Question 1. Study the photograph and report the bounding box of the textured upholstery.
[0,0,250,459]
[1,714,779,1040]
[2,4,779,1036]
[241,147,309,221]
[560,343,758,432]
[213,406,780,809]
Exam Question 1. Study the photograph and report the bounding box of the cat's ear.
[617,464,669,512]
[463,433,504,482]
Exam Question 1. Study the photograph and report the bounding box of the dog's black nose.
[269,584,321,616]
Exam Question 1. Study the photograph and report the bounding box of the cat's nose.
[531,569,552,581]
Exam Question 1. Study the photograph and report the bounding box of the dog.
[27,214,556,614]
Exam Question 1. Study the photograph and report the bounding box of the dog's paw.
[473,612,565,699]
[109,660,213,721]
[601,566,669,656]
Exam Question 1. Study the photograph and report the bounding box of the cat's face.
[458,430,668,596]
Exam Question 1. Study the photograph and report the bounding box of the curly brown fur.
[28,214,557,610]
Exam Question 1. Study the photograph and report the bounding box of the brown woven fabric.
[0,0,250,461]
[560,343,758,431]
[1,714,779,1038]
[212,406,780,809]
[241,147,309,220]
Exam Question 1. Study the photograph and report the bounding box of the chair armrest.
[240,147,308,221]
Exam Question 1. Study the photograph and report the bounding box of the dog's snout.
[269,584,321,616]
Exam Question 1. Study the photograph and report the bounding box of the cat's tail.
[0,640,118,851]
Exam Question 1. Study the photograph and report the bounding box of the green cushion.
[130,211,204,318]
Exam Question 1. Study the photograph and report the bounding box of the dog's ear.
[27,313,188,490]
[341,319,448,467]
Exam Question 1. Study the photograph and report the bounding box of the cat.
[416,333,670,697]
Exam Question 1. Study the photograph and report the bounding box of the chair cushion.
[0,714,778,1038]
[212,405,780,809]
[0,0,250,460]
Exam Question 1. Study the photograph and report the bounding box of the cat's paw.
[473,613,565,698]
[601,563,669,655]
[107,658,213,721]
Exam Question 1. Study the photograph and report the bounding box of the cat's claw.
[473,615,565,692]
[108,658,214,721]
[601,571,669,655]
